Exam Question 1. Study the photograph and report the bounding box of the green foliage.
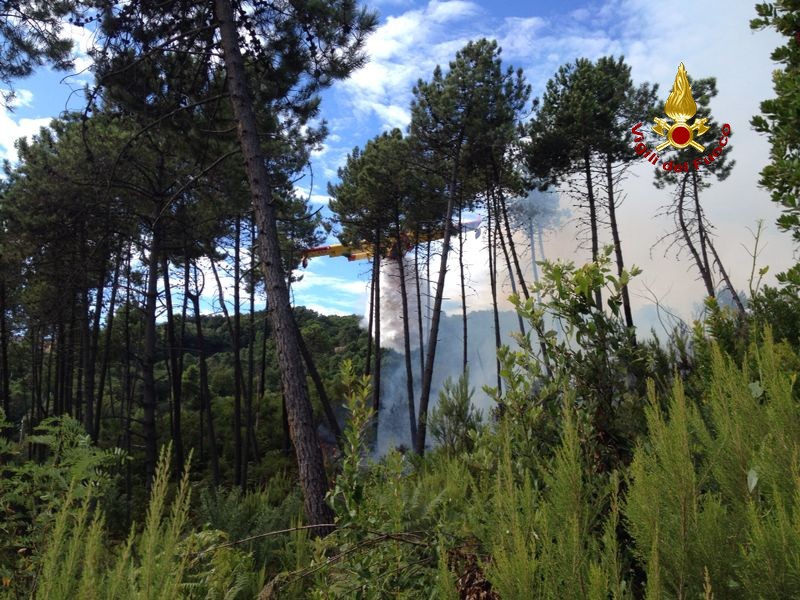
[750,284,800,347]
[196,473,303,571]
[0,414,125,594]
[429,369,482,455]
[626,331,800,598]
[509,248,654,470]
[0,0,77,106]
[31,445,261,599]
[752,1,800,245]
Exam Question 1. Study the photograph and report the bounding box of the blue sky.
[1,0,796,328]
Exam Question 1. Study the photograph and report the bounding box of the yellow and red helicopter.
[300,217,482,267]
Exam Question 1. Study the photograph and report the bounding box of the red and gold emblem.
[652,63,709,152]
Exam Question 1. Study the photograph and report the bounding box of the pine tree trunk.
[692,170,714,287]
[189,280,221,486]
[395,217,417,443]
[365,263,375,377]
[415,149,462,455]
[486,192,502,393]
[209,256,244,486]
[707,239,746,315]
[494,194,526,336]
[295,317,342,444]
[584,151,602,309]
[497,188,529,302]
[529,218,542,304]
[161,255,185,475]
[677,172,714,297]
[605,155,635,334]
[0,278,10,421]
[233,217,244,487]
[414,227,425,382]
[457,207,468,371]
[215,0,334,530]
[142,220,161,487]
[245,217,256,481]
[94,248,122,442]
[371,227,382,445]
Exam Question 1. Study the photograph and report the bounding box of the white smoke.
[362,224,524,456]
[376,256,421,352]
[361,200,571,456]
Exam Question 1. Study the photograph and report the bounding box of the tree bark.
[161,255,185,475]
[365,261,375,377]
[395,217,417,443]
[215,0,333,530]
[691,169,714,290]
[707,239,746,315]
[371,227,381,441]
[494,194,526,336]
[189,277,221,486]
[457,206,468,371]
[0,278,9,421]
[677,172,714,297]
[414,227,425,382]
[94,247,122,442]
[605,155,635,336]
[233,216,244,487]
[209,254,244,486]
[142,218,161,487]
[415,148,461,455]
[584,151,602,309]
[486,191,503,393]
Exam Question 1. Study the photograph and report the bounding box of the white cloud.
[61,22,99,75]
[342,0,484,129]
[302,303,354,316]
[324,0,795,323]
[293,268,370,297]
[0,92,52,163]
[10,89,34,108]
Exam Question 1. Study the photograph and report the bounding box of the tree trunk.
[161,255,185,475]
[395,216,417,443]
[494,194,526,336]
[189,278,221,486]
[215,0,334,530]
[209,254,244,487]
[605,155,635,335]
[142,219,161,487]
[233,216,244,487]
[245,217,256,482]
[0,278,9,421]
[486,191,503,393]
[529,218,542,304]
[677,172,714,297]
[294,316,342,444]
[414,226,425,382]
[365,262,375,377]
[94,247,122,442]
[584,151,602,309]
[457,206,468,371]
[371,227,381,440]
[691,170,713,289]
[415,150,461,455]
[497,189,530,303]
[707,239,746,315]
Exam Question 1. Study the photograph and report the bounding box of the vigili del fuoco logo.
[631,63,730,172]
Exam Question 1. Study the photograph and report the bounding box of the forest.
[1,0,800,598]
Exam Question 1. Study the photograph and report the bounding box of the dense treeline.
[1,0,800,598]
